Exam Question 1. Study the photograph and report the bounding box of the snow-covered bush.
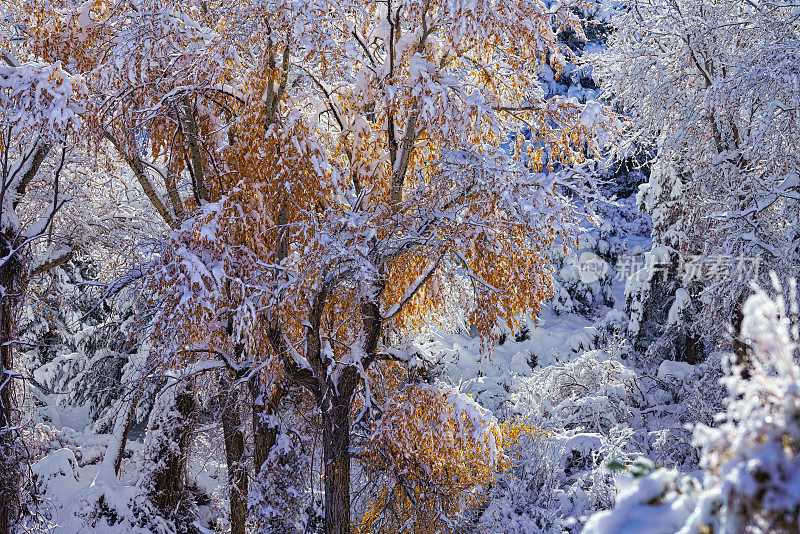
[434,307,729,532]
[515,348,644,435]
[20,422,166,534]
[465,344,647,533]
[551,186,650,318]
[693,281,800,532]
[481,424,632,534]
[583,458,701,534]
[20,259,156,434]
[585,281,800,533]
[249,428,312,534]
[550,235,614,317]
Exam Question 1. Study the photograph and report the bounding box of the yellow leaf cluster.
[358,363,507,533]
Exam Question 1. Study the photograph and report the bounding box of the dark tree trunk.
[322,395,351,534]
[220,379,248,534]
[682,334,703,366]
[302,284,381,534]
[0,296,18,534]
[251,381,282,478]
[0,237,26,534]
[147,381,197,523]
[114,389,142,475]
[733,292,751,380]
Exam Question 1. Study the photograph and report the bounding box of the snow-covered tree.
[1,0,203,524]
[124,0,621,531]
[9,4,244,522]
[140,378,199,528]
[19,257,155,435]
[593,0,800,361]
[0,14,90,528]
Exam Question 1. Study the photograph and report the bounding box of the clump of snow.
[666,288,691,328]
[0,62,86,141]
[656,360,696,383]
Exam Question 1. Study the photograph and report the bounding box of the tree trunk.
[733,292,751,380]
[0,296,18,534]
[220,378,248,534]
[0,238,26,534]
[251,380,283,478]
[114,389,142,475]
[146,380,197,522]
[322,396,351,534]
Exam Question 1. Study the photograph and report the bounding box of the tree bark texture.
[0,235,26,534]
[322,395,351,534]
[220,378,248,534]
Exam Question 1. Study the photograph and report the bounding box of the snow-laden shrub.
[25,450,171,534]
[474,347,647,532]
[17,418,173,533]
[515,348,645,435]
[481,423,634,534]
[249,428,312,534]
[691,281,800,533]
[551,235,614,316]
[667,351,725,427]
[585,281,800,534]
[583,458,701,534]
[593,194,652,258]
[71,483,172,534]
[480,425,565,533]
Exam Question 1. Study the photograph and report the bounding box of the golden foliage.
[357,363,549,533]
[5,0,620,527]
[360,387,502,531]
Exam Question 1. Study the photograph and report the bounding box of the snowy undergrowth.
[430,324,718,533]
[20,423,160,533]
[21,416,228,534]
[584,282,800,534]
